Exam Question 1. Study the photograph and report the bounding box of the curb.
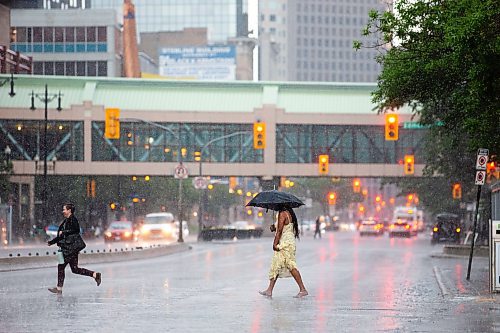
[442,245,488,257]
[0,243,192,272]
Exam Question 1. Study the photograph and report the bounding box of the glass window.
[16,27,27,42]
[44,62,54,75]
[76,27,85,42]
[97,27,106,42]
[55,62,64,75]
[65,27,75,42]
[43,27,54,43]
[87,61,97,76]
[65,62,75,76]
[33,27,42,42]
[97,61,107,76]
[76,61,85,76]
[86,26,96,42]
[54,27,64,42]
[33,62,43,75]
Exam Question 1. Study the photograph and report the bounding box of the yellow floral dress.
[268,222,297,279]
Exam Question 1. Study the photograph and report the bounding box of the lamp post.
[196,131,249,240]
[0,73,16,97]
[30,84,62,228]
[3,146,12,245]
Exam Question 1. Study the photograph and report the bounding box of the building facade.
[91,0,249,44]
[259,0,388,82]
[10,9,121,77]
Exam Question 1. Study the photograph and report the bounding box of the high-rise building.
[91,0,249,44]
[10,9,121,76]
[259,0,388,82]
[5,0,90,9]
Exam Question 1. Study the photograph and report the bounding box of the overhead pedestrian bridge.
[0,75,427,178]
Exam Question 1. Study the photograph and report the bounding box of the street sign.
[476,149,489,170]
[193,176,208,189]
[174,164,188,179]
[475,171,486,185]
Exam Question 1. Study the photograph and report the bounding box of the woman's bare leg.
[290,268,308,297]
[260,277,277,296]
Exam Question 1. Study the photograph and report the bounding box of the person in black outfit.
[47,203,101,294]
[314,216,322,239]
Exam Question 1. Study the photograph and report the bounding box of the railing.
[0,45,32,74]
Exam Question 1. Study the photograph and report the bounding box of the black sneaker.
[95,272,102,286]
[48,287,62,294]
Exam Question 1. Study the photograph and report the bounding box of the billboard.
[159,46,236,81]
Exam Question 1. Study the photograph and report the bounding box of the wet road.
[0,231,498,332]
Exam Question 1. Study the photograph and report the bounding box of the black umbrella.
[246,190,305,211]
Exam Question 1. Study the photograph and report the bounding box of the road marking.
[433,266,449,297]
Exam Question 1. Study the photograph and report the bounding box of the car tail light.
[405,225,410,229]
[456,228,461,233]
[433,227,438,232]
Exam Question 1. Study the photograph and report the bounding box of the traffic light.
[194,151,201,162]
[105,108,120,139]
[253,122,266,149]
[318,154,329,175]
[404,155,414,175]
[328,192,337,205]
[353,178,361,193]
[229,177,237,191]
[86,179,96,198]
[385,114,399,141]
[452,183,462,199]
[280,176,287,188]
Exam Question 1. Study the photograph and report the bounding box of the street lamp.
[30,84,63,228]
[3,146,12,245]
[0,73,16,97]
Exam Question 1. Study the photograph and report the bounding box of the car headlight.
[124,231,131,237]
[105,231,112,237]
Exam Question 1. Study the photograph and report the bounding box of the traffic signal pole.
[466,185,482,280]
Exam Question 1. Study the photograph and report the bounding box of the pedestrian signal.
[253,122,266,149]
[385,114,399,141]
[318,155,329,175]
[452,183,462,199]
[404,155,414,175]
[105,108,120,139]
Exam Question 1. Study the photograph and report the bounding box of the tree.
[355,0,500,215]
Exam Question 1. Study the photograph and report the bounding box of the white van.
[141,212,176,239]
[141,212,189,239]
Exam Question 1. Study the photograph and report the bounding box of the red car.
[104,221,138,242]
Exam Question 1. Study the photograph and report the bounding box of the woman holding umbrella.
[259,206,308,298]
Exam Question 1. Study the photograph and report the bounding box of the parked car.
[45,223,83,240]
[104,221,138,242]
[359,220,384,236]
[431,213,461,244]
[388,220,413,238]
[44,224,59,239]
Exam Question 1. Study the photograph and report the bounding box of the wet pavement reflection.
[0,231,498,332]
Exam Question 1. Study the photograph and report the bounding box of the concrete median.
[0,243,191,272]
